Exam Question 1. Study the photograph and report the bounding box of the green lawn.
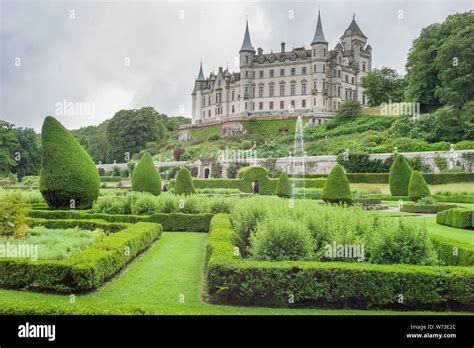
[0,231,471,315]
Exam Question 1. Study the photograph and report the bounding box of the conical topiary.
[408,171,431,202]
[275,172,292,198]
[389,154,413,196]
[174,167,195,195]
[322,164,352,204]
[39,116,100,209]
[131,152,162,195]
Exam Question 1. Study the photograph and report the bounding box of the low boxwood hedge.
[437,208,473,229]
[27,209,212,232]
[430,235,474,266]
[434,195,474,204]
[100,176,122,183]
[353,196,382,205]
[205,214,474,310]
[0,222,162,292]
[381,195,410,201]
[400,203,457,214]
[30,218,129,232]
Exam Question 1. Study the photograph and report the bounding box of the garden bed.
[205,214,474,310]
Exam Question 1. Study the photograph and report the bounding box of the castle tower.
[239,20,255,115]
[310,10,328,111]
[191,61,206,124]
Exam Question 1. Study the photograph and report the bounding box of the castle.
[191,11,372,125]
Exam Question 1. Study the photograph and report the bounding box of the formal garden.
[0,115,473,315]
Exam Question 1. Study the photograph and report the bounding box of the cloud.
[0,0,472,131]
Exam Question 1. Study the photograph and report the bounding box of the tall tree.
[360,67,405,106]
[405,12,474,111]
[106,107,167,162]
[0,121,19,176]
[12,127,41,178]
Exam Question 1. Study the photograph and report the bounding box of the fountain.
[291,115,306,199]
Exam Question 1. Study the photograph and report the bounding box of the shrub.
[242,140,253,150]
[434,155,448,172]
[408,171,431,202]
[437,208,473,229]
[417,197,437,205]
[369,221,438,265]
[174,168,196,195]
[322,164,352,204]
[389,154,412,196]
[0,192,30,238]
[179,195,202,214]
[336,100,361,118]
[208,134,220,141]
[209,197,235,214]
[275,172,292,198]
[173,147,185,161]
[131,152,162,195]
[119,168,129,178]
[250,218,314,261]
[400,203,456,214]
[39,116,100,209]
[93,196,126,214]
[157,194,180,213]
[131,194,160,215]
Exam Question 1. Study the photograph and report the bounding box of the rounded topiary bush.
[174,167,196,195]
[39,116,100,209]
[408,170,431,202]
[275,172,292,198]
[322,164,352,204]
[131,152,162,195]
[389,154,413,196]
[250,218,314,261]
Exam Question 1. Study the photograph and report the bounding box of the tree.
[408,171,431,202]
[322,164,352,204]
[39,116,100,209]
[173,147,185,161]
[174,167,195,195]
[360,67,406,106]
[12,127,41,178]
[336,100,361,119]
[405,12,474,112]
[389,154,413,196]
[106,107,167,162]
[275,172,292,198]
[0,121,19,176]
[131,152,162,195]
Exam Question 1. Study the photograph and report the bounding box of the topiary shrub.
[174,167,196,195]
[275,172,292,198]
[131,152,162,195]
[321,164,352,204]
[39,116,100,209]
[250,218,314,261]
[389,154,413,196]
[408,170,431,202]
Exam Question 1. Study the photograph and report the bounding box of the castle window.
[245,102,248,110]
[313,64,316,72]
[252,102,255,110]
[252,87,255,98]
[345,90,348,100]
[208,110,211,117]
[302,67,307,75]
[290,84,296,96]
[351,77,355,84]
[253,71,256,78]
[269,85,274,97]
[202,97,205,106]
[270,69,274,77]
[245,71,249,78]
[324,49,327,57]
[259,70,264,78]
[314,98,316,106]
[246,56,249,64]
[270,101,274,110]
[302,99,306,108]
[259,86,264,97]
[291,68,296,76]
[259,102,263,110]
[290,100,295,107]
[280,101,284,109]
[280,85,285,96]
[232,90,235,101]
[302,83,307,95]
[244,86,249,95]
[322,64,325,72]
[232,105,235,113]
[337,87,341,97]
[333,69,337,77]
[337,70,341,78]
[345,75,348,82]
[280,68,285,76]
[313,81,317,90]
[363,62,366,72]
[208,96,211,105]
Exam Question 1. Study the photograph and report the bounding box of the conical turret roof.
[239,20,255,53]
[311,10,327,45]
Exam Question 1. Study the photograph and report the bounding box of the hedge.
[39,116,100,209]
[389,155,413,196]
[381,195,409,201]
[434,195,474,204]
[430,235,474,266]
[30,218,129,232]
[437,208,473,229]
[27,209,212,232]
[322,164,352,204]
[400,203,457,214]
[100,176,122,183]
[206,214,474,310]
[423,173,474,184]
[0,222,162,292]
[175,168,196,195]
[132,152,162,195]
[408,171,431,202]
[353,196,382,205]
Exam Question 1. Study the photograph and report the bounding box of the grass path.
[0,232,470,315]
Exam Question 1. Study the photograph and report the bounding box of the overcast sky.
[0,0,472,131]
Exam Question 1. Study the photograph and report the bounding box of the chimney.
[281,42,286,53]
[258,47,263,55]
[218,67,223,73]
